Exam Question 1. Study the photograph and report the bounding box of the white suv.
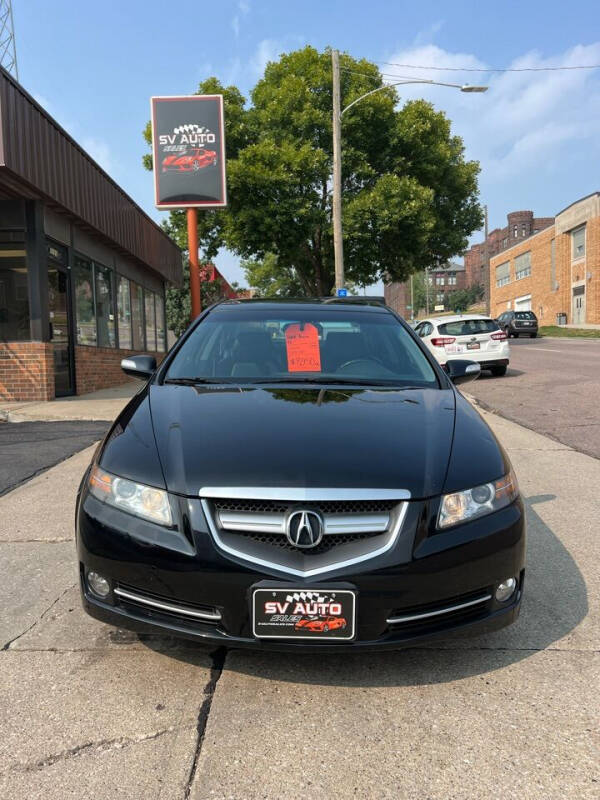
[414,314,510,377]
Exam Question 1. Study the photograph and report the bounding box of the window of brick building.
[117,276,132,349]
[74,256,96,346]
[495,261,510,287]
[144,289,157,352]
[447,273,457,286]
[571,226,585,260]
[155,295,166,352]
[94,263,116,348]
[0,236,30,341]
[515,252,531,280]
[130,282,145,350]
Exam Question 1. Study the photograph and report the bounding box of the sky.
[11,0,600,288]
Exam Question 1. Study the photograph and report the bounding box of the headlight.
[438,468,519,529]
[88,466,173,526]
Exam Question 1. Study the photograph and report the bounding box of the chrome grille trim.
[114,587,221,621]
[386,593,492,625]
[217,509,390,536]
[200,486,411,501]
[201,497,409,578]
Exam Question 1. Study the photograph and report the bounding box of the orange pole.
[187,208,201,320]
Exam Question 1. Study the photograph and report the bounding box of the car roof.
[419,314,494,325]
[215,298,391,314]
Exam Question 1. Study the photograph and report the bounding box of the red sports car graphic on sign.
[294,616,347,633]
[161,149,218,173]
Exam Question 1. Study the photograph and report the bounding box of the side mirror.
[447,359,481,386]
[121,355,157,380]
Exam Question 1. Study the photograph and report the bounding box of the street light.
[331,50,487,293]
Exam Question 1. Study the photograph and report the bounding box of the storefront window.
[117,276,132,349]
[155,294,166,352]
[144,289,157,351]
[130,282,145,350]
[95,264,115,347]
[0,241,30,341]
[74,256,96,345]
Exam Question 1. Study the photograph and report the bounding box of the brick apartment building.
[0,67,183,401]
[490,192,600,325]
[384,261,465,318]
[464,210,555,287]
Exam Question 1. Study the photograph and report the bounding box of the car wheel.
[323,624,330,632]
[491,365,507,377]
[530,333,537,338]
[513,333,519,338]
[192,161,201,171]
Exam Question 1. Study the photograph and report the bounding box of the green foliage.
[446,283,484,313]
[241,253,305,297]
[144,47,483,297]
[165,259,236,337]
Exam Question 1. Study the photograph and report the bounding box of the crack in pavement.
[1,583,76,651]
[184,647,226,799]
[8,727,178,774]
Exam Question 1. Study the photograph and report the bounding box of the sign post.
[151,95,227,320]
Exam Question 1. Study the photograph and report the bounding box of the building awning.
[0,67,182,286]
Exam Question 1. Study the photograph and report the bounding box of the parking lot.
[0,389,598,799]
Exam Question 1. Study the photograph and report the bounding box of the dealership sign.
[150,95,227,210]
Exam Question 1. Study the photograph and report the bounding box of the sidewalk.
[0,383,138,423]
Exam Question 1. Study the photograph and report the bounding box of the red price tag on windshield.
[285,323,321,372]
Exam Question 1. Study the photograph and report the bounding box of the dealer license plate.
[467,342,481,350]
[252,588,356,640]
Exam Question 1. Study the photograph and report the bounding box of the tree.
[241,253,306,297]
[165,258,237,337]
[446,283,484,313]
[144,47,483,297]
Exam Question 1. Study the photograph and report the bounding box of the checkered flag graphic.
[285,591,334,604]
[173,124,210,135]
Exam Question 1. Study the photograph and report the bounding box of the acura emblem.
[286,509,324,549]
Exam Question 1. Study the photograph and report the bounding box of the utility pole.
[483,204,490,315]
[331,49,344,294]
[0,0,19,79]
[410,274,414,319]
[425,267,430,315]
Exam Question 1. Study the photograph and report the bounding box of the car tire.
[323,624,330,633]
[491,365,507,377]
[513,333,519,338]
[530,333,537,338]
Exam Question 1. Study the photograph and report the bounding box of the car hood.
[147,384,456,499]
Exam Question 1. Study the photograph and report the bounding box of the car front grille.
[114,583,221,628]
[386,588,492,635]
[200,489,409,578]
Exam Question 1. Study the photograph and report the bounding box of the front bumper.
[77,492,525,652]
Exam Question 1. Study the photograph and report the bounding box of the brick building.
[384,261,465,318]
[490,192,600,325]
[464,210,555,288]
[0,68,182,401]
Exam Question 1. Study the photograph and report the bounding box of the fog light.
[87,570,110,598]
[495,578,517,603]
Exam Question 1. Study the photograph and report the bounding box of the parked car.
[497,310,538,338]
[161,148,217,172]
[415,314,510,376]
[77,299,524,651]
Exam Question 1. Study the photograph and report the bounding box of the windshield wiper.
[163,377,235,385]
[249,378,419,388]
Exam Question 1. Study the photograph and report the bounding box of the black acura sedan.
[77,299,525,650]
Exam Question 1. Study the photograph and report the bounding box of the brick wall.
[75,345,165,395]
[0,341,54,402]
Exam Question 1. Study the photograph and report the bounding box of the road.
[0,409,598,799]
[466,336,600,459]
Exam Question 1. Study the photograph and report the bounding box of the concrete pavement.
[466,336,600,459]
[0,411,598,799]
[0,383,138,423]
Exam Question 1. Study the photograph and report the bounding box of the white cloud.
[381,41,600,222]
[232,0,250,40]
[251,39,283,76]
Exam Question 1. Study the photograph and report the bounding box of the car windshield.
[437,319,498,336]
[515,311,536,320]
[165,306,439,388]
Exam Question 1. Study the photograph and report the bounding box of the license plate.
[522,322,532,326]
[445,344,465,353]
[252,588,356,640]
[467,342,481,350]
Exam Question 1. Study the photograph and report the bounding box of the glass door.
[48,266,75,396]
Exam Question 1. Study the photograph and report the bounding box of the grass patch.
[539,325,600,339]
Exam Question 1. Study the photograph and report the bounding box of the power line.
[375,60,600,74]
